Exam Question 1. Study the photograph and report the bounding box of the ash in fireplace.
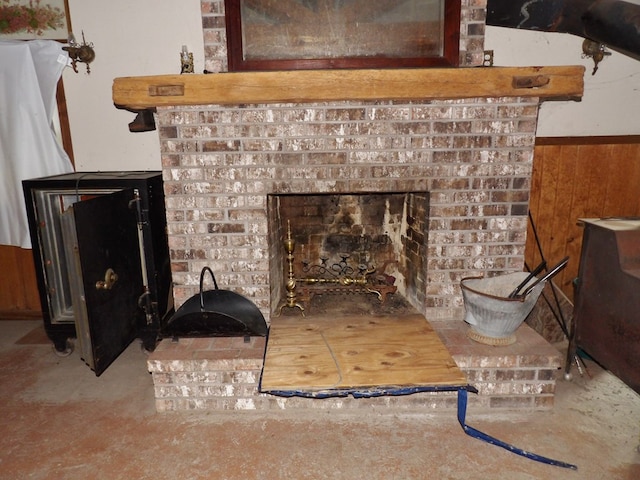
[280,292,417,318]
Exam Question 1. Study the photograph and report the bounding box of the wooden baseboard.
[536,135,640,146]
[0,310,42,321]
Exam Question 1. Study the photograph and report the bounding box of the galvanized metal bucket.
[460,272,545,345]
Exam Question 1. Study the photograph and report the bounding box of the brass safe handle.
[96,268,118,290]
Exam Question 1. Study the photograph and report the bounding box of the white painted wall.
[63,0,204,171]
[485,26,640,138]
[61,3,640,172]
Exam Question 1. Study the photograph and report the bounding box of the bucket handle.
[199,266,219,311]
[518,256,569,299]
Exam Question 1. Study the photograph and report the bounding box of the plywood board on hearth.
[260,314,467,393]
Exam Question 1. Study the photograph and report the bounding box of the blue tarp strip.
[262,384,577,470]
[264,384,471,399]
[456,388,577,470]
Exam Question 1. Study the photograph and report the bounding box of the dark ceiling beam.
[486,0,640,61]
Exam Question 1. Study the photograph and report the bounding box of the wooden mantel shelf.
[112,66,585,110]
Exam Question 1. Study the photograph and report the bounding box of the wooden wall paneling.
[525,157,539,268]
[529,144,561,272]
[564,147,591,292]
[596,143,640,217]
[0,247,41,319]
[569,146,591,220]
[525,143,550,275]
[621,145,640,212]
[584,145,612,217]
[604,151,630,215]
[528,139,640,302]
[552,145,579,292]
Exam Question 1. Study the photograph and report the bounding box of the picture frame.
[224,0,460,72]
[0,0,71,41]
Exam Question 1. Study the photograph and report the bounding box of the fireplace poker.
[507,260,547,298]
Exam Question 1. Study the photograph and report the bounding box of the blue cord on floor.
[457,388,578,470]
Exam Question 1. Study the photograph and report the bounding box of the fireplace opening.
[267,191,429,317]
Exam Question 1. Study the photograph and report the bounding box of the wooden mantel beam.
[112,66,585,110]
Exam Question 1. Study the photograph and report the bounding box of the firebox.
[268,192,429,316]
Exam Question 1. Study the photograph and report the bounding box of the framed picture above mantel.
[224,0,461,71]
[0,0,71,41]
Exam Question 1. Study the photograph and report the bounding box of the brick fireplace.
[157,2,541,321]
[159,91,539,320]
[113,0,584,411]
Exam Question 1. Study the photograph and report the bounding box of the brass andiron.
[275,220,398,315]
[276,221,305,316]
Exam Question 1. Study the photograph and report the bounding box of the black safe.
[23,172,173,376]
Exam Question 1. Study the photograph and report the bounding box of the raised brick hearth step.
[147,321,562,413]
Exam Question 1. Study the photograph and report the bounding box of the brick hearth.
[148,321,561,412]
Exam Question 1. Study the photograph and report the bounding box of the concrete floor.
[1,320,639,480]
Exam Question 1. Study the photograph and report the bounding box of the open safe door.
[61,188,144,376]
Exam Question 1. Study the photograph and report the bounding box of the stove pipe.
[486,0,640,61]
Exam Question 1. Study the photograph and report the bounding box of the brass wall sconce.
[63,31,95,74]
[582,39,611,76]
[180,45,194,74]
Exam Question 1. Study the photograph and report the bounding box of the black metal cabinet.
[23,172,173,376]
[568,218,640,394]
